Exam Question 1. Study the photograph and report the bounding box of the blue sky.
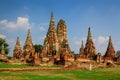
[0,0,120,56]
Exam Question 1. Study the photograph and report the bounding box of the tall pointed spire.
[87,27,92,41]
[47,12,56,34]
[14,37,21,49]
[25,29,33,46]
[51,12,54,22]
[1,44,5,54]
[23,29,35,60]
[104,36,115,59]
[81,40,84,49]
[43,12,59,57]
[13,37,22,59]
[88,27,92,36]
[79,40,84,57]
[108,36,114,49]
[49,12,55,27]
[84,27,96,59]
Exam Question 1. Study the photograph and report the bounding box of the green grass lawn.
[0,62,60,68]
[0,68,120,80]
[0,62,120,80]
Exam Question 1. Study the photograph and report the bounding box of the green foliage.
[34,44,43,52]
[74,53,79,59]
[116,51,120,57]
[0,38,9,54]
[7,56,12,59]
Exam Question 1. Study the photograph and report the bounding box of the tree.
[74,53,79,60]
[0,38,9,54]
[34,44,43,53]
[116,51,120,58]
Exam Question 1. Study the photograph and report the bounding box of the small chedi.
[23,29,36,65]
[76,27,96,62]
[9,12,120,67]
[0,44,8,62]
[76,28,116,64]
[77,40,85,60]
[13,37,22,59]
[104,36,115,62]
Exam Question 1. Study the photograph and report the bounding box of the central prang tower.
[42,13,74,64]
[57,19,74,62]
[43,12,59,58]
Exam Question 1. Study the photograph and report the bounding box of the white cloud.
[82,37,87,43]
[74,41,81,46]
[97,36,109,44]
[39,26,46,32]
[0,17,30,30]
[7,39,15,44]
[40,35,46,40]
[0,34,6,39]
[72,37,82,46]
[95,36,109,54]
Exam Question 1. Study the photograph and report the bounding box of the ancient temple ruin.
[84,27,96,59]
[23,29,35,64]
[57,19,74,62]
[42,12,60,65]
[11,13,119,66]
[78,40,84,57]
[77,27,96,62]
[13,37,22,59]
[104,36,115,61]
[42,13,74,65]
[96,52,103,63]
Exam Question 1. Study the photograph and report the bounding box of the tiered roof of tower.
[57,19,74,61]
[43,12,59,56]
[25,29,33,47]
[84,27,96,59]
[57,19,67,44]
[49,12,55,28]
[14,37,21,50]
[57,19,71,53]
[79,40,84,57]
[23,29,35,60]
[104,36,115,60]
[13,37,22,59]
